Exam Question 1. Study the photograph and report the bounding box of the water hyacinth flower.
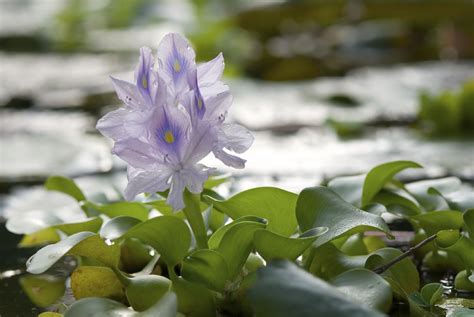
[97,33,254,210]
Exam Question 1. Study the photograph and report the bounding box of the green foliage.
[17,160,474,315]
[418,80,474,135]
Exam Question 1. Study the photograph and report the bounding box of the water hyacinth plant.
[7,34,474,317]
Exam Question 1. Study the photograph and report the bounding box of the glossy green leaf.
[125,275,172,311]
[429,187,474,212]
[463,209,474,237]
[19,227,60,247]
[214,220,266,278]
[64,292,177,317]
[454,270,474,292]
[54,217,103,235]
[123,216,191,266]
[100,216,142,240]
[253,227,328,261]
[208,216,266,249]
[146,200,174,216]
[420,283,443,306]
[406,177,460,211]
[26,231,95,274]
[71,266,125,301]
[90,201,149,221]
[19,274,66,307]
[412,210,464,236]
[331,268,393,313]
[45,176,86,202]
[181,249,229,291]
[436,230,474,279]
[365,247,420,297]
[38,313,63,317]
[204,173,231,189]
[308,243,368,280]
[248,260,384,317]
[328,174,365,206]
[69,234,121,268]
[296,186,391,247]
[172,278,216,317]
[372,188,421,216]
[119,237,154,273]
[205,187,298,236]
[361,160,422,206]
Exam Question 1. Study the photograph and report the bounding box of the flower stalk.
[183,190,209,249]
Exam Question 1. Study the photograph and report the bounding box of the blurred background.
[0,0,473,315]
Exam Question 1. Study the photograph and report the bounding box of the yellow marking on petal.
[164,130,175,144]
[173,59,181,72]
[197,97,203,109]
[141,77,148,89]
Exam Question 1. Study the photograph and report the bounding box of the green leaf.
[19,227,61,247]
[54,217,103,235]
[296,186,391,247]
[436,230,474,277]
[172,278,216,317]
[253,227,328,261]
[248,260,384,317]
[205,187,298,236]
[204,173,231,189]
[328,174,365,206]
[331,268,393,313]
[372,188,421,216]
[90,201,149,221]
[26,231,95,274]
[6,212,63,235]
[71,266,125,301]
[214,220,266,278]
[365,247,420,297]
[100,216,142,240]
[45,176,86,202]
[406,177,460,211]
[123,216,191,266]
[309,243,369,280]
[454,270,474,292]
[361,160,422,206]
[125,275,172,311]
[412,210,464,236]
[19,274,66,307]
[420,283,443,306]
[181,249,229,291]
[208,215,266,249]
[26,232,121,274]
[64,292,177,317]
[69,234,121,268]
[464,209,474,237]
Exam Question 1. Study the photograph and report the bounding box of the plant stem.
[183,190,209,249]
[372,234,437,274]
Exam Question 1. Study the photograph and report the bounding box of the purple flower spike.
[97,33,254,210]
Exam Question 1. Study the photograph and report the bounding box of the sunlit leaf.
[361,160,422,206]
[213,220,266,278]
[296,186,391,247]
[412,210,464,236]
[172,278,216,317]
[45,176,86,202]
[205,187,298,236]
[27,231,95,274]
[253,227,327,261]
[406,177,460,211]
[19,227,60,247]
[54,217,103,235]
[90,201,149,221]
[328,174,365,206]
[181,249,229,291]
[19,274,66,307]
[71,266,125,301]
[123,216,191,266]
[100,216,142,240]
[125,275,172,311]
